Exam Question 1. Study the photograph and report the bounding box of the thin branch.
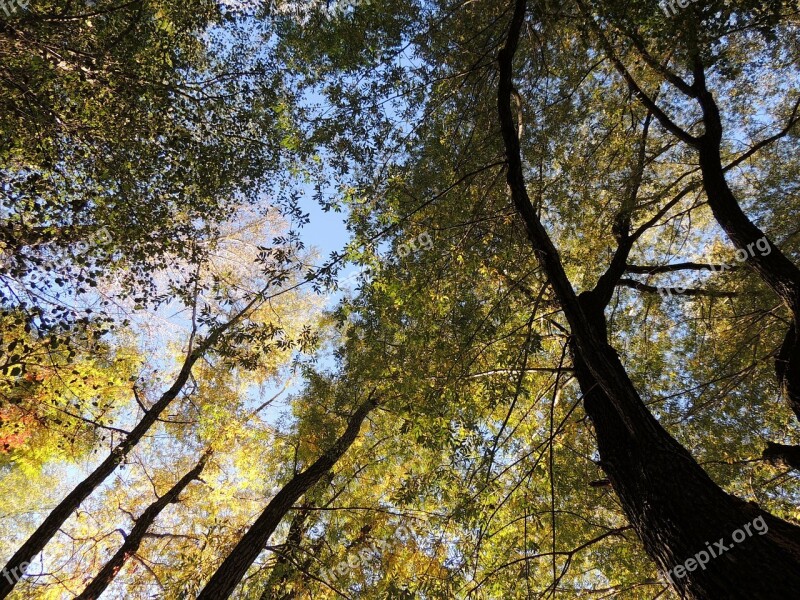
[617,278,736,298]
[574,0,700,147]
[626,262,740,274]
[722,96,800,172]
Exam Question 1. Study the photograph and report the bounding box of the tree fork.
[498,1,800,597]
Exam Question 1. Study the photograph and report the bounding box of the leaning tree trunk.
[259,505,313,600]
[74,450,210,600]
[0,310,241,599]
[572,333,800,599]
[0,359,199,599]
[697,88,800,411]
[693,81,800,468]
[575,0,800,471]
[196,393,378,600]
[497,1,800,597]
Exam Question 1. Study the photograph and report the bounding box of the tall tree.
[4,0,800,597]
[496,1,800,596]
[197,391,379,599]
[266,0,800,596]
[0,256,307,598]
[73,450,210,600]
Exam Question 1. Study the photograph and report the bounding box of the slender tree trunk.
[577,1,800,464]
[197,393,378,600]
[74,450,210,600]
[694,74,800,422]
[497,2,800,597]
[0,312,238,599]
[691,79,800,462]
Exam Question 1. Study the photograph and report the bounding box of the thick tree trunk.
[197,393,378,600]
[573,338,800,599]
[497,2,800,597]
[0,317,235,599]
[74,451,210,600]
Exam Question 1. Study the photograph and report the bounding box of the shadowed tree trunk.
[197,392,379,600]
[74,450,211,600]
[762,441,800,472]
[497,1,800,597]
[694,75,800,423]
[258,505,313,600]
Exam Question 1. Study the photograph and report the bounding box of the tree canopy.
[2,1,800,599]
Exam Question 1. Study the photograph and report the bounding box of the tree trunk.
[74,451,210,600]
[762,441,800,472]
[573,340,800,599]
[497,2,800,597]
[694,79,800,421]
[259,505,312,600]
[0,315,236,599]
[197,393,378,600]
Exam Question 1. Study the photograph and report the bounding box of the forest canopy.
[1,0,800,599]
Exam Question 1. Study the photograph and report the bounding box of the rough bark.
[776,323,800,422]
[197,393,378,600]
[497,2,800,597]
[572,303,800,599]
[74,451,210,600]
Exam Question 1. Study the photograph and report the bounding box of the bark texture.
[762,442,800,472]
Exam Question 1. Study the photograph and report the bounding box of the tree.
[496,1,800,595]
[0,0,301,353]
[4,0,800,597]
[574,0,800,467]
[73,450,210,600]
[0,215,315,597]
[265,0,800,596]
